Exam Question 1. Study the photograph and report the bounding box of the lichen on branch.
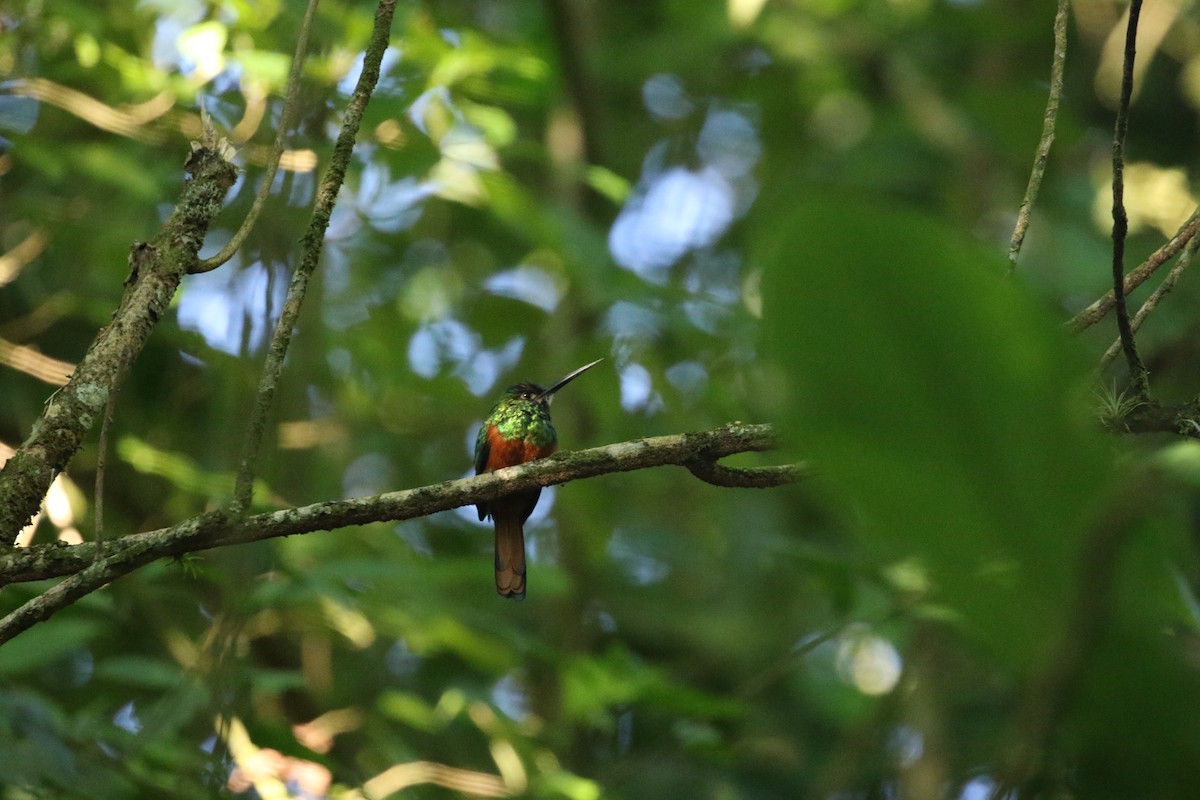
[0,147,238,545]
[0,423,797,643]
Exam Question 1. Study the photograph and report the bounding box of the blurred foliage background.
[3,0,1200,797]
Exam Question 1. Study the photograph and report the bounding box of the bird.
[474,358,603,599]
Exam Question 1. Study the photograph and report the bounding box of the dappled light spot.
[67,649,93,688]
[409,320,525,395]
[117,435,235,499]
[342,452,395,498]
[399,264,462,322]
[375,117,406,147]
[618,362,663,413]
[665,360,708,399]
[387,639,422,677]
[176,22,227,83]
[485,265,564,312]
[113,701,142,734]
[293,708,364,754]
[227,745,332,798]
[278,418,347,450]
[889,725,924,767]
[150,10,196,71]
[1091,162,1196,239]
[643,73,694,121]
[685,248,743,303]
[697,107,760,180]
[959,777,1005,800]
[321,596,376,649]
[178,260,286,355]
[609,166,736,279]
[836,626,902,696]
[0,93,38,138]
[728,0,769,28]
[604,301,665,345]
[407,318,479,378]
[459,340,526,395]
[607,529,671,585]
[395,521,434,557]
[357,163,436,233]
[428,137,497,204]
[609,104,759,278]
[811,90,873,150]
[0,336,72,386]
[491,673,531,722]
[682,298,734,335]
[277,148,317,173]
[405,86,503,204]
[407,86,452,137]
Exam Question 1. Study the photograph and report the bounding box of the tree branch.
[0,147,238,545]
[1113,397,1200,438]
[1099,232,1200,371]
[1068,212,1200,336]
[0,423,796,642]
[687,459,806,488]
[1009,0,1069,272]
[230,0,397,513]
[1108,0,1148,394]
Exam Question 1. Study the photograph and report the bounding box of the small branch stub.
[687,460,807,488]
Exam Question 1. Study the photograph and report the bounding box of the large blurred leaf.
[0,690,77,786]
[760,193,1111,668]
[0,616,102,678]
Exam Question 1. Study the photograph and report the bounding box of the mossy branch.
[230,0,398,513]
[1008,0,1069,271]
[0,147,238,545]
[0,423,797,644]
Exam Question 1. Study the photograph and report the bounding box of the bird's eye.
[522,392,532,400]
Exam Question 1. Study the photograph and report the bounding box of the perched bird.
[474,358,603,599]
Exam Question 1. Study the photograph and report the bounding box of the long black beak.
[538,358,604,403]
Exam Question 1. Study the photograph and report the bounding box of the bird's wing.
[474,423,492,520]
[474,423,491,475]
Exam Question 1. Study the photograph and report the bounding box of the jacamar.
[474,357,603,600]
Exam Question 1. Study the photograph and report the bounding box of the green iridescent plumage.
[472,358,604,600]
[473,382,557,479]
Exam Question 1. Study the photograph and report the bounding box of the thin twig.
[191,0,320,274]
[1069,209,1200,333]
[1009,0,1069,272]
[1099,233,1200,371]
[1108,0,1148,394]
[0,423,788,641]
[93,386,118,560]
[230,0,398,513]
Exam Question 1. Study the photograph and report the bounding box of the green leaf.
[760,192,1111,668]
[378,690,450,732]
[0,618,102,678]
[92,655,185,690]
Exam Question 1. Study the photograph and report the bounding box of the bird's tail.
[494,515,527,600]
